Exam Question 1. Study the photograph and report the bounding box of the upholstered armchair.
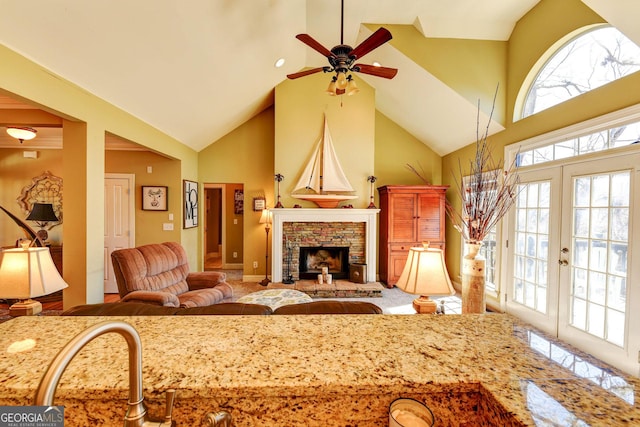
[111,242,233,307]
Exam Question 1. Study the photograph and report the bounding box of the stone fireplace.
[271,208,379,283]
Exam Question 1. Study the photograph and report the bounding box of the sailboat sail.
[293,116,354,194]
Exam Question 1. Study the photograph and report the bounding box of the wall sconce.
[6,126,37,143]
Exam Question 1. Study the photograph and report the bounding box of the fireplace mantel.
[271,208,379,283]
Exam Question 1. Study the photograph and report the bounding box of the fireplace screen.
[299,246,349,279]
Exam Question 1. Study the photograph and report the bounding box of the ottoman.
[236,289,312,310]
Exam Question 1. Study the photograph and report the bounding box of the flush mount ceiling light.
[6,126,37,143]
[286,0,397,96]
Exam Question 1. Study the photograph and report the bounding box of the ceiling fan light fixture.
[336,71,348,90]
[346,76,359,96]
[6,127,37,143]
[326,76,337,95]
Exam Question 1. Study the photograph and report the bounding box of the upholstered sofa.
[111,242,232,308]
[62,301,383,316]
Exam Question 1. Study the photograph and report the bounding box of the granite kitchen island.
[0,313,638,426]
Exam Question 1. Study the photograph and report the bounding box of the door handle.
[558,259,568,266]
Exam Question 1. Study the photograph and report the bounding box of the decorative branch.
[445,85,521,243]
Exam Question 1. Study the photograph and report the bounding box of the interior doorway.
[204,186,223,269]
[203,183,244,271]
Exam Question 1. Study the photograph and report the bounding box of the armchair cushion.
[120,290,181,307]
[111,242,232,307]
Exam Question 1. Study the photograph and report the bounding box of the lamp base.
[9,299,42,317]
[412,295,438,314]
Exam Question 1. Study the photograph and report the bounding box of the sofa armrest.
[121,290,181,307]
[186,271,227,290]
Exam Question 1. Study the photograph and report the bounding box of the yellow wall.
[198,107,275,276]
[105,150,181,245]
[274,72,375,209]
[382,24,508,124]
[442,0,640,280]
[224,183,244,263]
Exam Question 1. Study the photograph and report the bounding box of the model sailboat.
[291,116,358,208]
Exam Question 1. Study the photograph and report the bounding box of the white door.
[505,167,562,336]
[104,174,135,294]
[506,152,640,374]
[557,155,640,374]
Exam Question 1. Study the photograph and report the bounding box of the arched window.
[521,26,640,118]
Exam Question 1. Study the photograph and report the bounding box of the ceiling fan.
[287,0,398,95]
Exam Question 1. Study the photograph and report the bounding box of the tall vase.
[462,241,486,314]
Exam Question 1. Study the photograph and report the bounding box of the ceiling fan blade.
[286,67,326,79]
[295,34,336,58]
[354,63,398,79]
[348,27,392,60]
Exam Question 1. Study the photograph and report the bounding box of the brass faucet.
[34,320,176,426]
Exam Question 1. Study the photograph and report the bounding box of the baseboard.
[243,274,269,282]
[223,263,243,269]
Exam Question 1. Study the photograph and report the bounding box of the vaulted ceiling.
[1,1,638,154]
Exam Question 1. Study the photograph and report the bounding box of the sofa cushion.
[273,300,382,315]
[179,303,272,315]
[62,302,181,316]
[62,302,272,316]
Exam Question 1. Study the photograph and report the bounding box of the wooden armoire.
[377,185,449,287]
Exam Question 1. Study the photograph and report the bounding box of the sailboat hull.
[291,194,358,208]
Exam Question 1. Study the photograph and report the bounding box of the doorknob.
[558,259,568,266]
[561,247,569,253]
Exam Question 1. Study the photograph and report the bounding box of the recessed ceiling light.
[274,58,285,68]
[372,61,381,67]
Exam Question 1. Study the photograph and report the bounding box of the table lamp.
[0,245,68,316]
[26,203,59,243]
[395,243,455,314]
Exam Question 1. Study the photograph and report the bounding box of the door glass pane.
[512,181,551,313]
[570,172,630,347]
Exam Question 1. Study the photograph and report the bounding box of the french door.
[505,151,640,375]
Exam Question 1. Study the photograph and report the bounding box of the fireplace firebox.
[299,247,349,280]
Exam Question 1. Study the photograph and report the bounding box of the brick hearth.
[294,280,383,298]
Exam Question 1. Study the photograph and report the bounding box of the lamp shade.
[0,247,68,299]
[26,203,58,222]
[396,246,455,297]
[259,208,272,225]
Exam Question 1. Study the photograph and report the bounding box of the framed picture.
[234,189,244,214]
[183,180,198,228]
[142,186,168,211]
[253,196,266,212]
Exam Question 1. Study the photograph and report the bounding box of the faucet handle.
[164,389,177,425]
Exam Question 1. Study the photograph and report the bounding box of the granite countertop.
[0,314,638,426]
